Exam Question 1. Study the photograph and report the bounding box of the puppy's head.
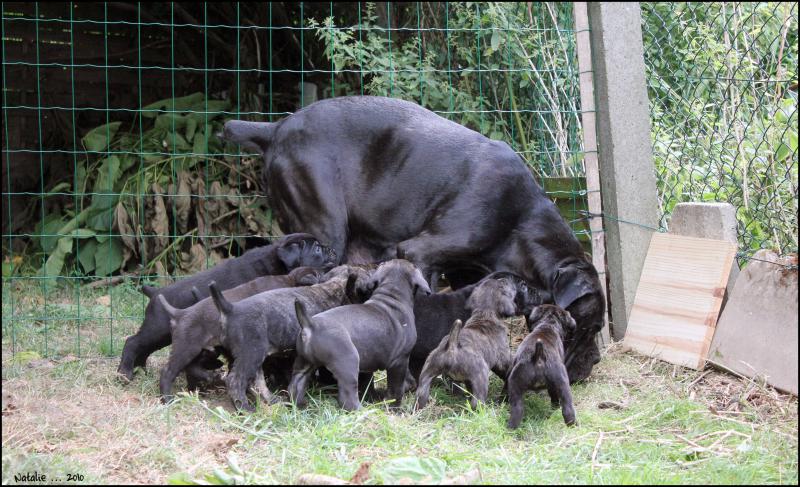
[467,277,517,317]
[367,259,432,297]
[288,266,326,286]
[275,234,337,272]
[527,304,576,339]
[483,271,550,317]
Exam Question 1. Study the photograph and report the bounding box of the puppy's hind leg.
[160,341,205,403]
[386,357,411,409]
[548,363,577,426]
[414,353,447,410]
[289,356,316,408]
[252,368,281,406]
[506,362,533,429]
[327,350,361,411]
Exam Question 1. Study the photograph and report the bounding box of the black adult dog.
[222,96,605,383]
[117,233,336,382]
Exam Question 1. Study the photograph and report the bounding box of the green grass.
[2,279,798,484]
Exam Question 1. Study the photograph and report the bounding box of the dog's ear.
[496,286,517,317]
[345,273,360,302]
[526,305,546,330]
[411,267,432,296]
[562,310,578,334]
[295,269,322,287]
[552,264,600,311]
[276,242,302,271]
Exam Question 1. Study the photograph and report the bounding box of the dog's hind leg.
[414,353,447,410]
[547,363,576,426]
[506,362,533,429]
[289,356,316,408]
[252,368,281,406]
[386,357,410,408]
[326,350,361,411]
[159,342,205,403]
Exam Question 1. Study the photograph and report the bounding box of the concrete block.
[708,250,798,395]
[669,202,740,306]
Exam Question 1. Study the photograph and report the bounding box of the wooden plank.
[623,233,737,369]
[574,2,611,345]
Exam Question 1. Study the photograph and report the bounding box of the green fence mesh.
[1,2,590,359]
[642,2,798,257]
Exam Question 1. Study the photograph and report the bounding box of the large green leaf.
[38,235,73,277]
[141,92,205,118]
[77,237,98,273]
[378,457,446,484]
[92,156,122,211]
[94,237,123,277]
[36,213,67,254]
[81,122,122,152]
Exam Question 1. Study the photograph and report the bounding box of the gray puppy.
[414,275,531,409]
[290,259,432,411]
[207,265,371,411]
[157,266,325,402]
[507,305,577,428]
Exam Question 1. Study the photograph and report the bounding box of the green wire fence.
[642,2,798,256]
[1,2,590,359]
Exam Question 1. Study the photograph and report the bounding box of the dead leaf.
[180,243,207,274]
[349,462,371,484]
[114,202,137,255]
[96,295,111,306]
[174,171,193,234]
[296,474,350,485]
[150,182,169,255]
[440,469,482,485]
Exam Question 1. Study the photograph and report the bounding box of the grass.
[2,279,798,484]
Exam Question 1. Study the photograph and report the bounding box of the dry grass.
[2,341,797,484]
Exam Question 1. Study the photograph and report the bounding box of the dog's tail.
[190,285,203,303]
[208,281,233,317]
[533,340,545,364]
[220,120,276,153]
[157,294,179,320]
[294,299,315,330]
[140,284,158,299]
[445,319,464,353]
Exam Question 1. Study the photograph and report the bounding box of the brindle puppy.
[414,275,533,409]
[507,305,577,428]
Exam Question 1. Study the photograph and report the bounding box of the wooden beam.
[574,2,611,345]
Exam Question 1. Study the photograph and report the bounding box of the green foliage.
[642,2,798,254]
[31,93,277,279]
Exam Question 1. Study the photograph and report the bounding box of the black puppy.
[156,266,325,401]
[207,265,371,411]
[414,275,532,409]
[507,305,577,428]
[117,233,336,382]
[290,259,431,411]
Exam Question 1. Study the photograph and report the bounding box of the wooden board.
[623,233,737,369]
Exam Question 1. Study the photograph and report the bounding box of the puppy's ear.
[526,305,546,329]
[345,273,360,302]
[563,311,578,334]
[497,292,517,318]
[277,242,302,271]
[296,269,322,287]
[552,265,600,311]
[411,268,432,296]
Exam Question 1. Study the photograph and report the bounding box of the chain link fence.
[642,2,798,257]
[1,2,589,359]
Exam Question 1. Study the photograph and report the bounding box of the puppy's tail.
[533,340,545,364]
[208,281,233,317]
[445,319,464,353]
[294,299,315,330]
[157,294,178,320]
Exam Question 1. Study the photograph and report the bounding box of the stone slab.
[709,250,798,395]
[669,202,740,308]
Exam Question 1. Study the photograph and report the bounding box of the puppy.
[507,305,577,428]
[414,274,533,409]
[118,233,336,381]
[206,265,371,411]
[290,259,431,411]
[157,266,325,400]
[410,271,551,382]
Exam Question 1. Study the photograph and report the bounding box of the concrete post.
[588,2,660,340]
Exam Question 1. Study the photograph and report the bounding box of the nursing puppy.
[118,233,336,381]
[157,266,325,400]
[410,271,551,382]
[207,265,371,411]
[290,259,431,411]
[507,305,577,428]
[414,275,532,409]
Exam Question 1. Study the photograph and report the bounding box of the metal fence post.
[587,2,660,340]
